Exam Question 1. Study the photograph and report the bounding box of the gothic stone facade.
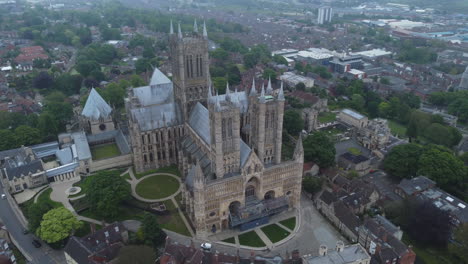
[126,22,303,237]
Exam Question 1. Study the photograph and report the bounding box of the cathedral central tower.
[169,21,211,121]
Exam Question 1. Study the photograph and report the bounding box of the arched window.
[228,118,233,137]
[222,119,226,139]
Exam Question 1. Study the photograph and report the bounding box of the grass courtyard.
[238,231,266,247]
[261,224,290,243]
[388,120,407,138]
[91,143,120,160]
[318,112,337,124]
[135,175,180,200]
[222,237,236,244]
[279,217,296,230]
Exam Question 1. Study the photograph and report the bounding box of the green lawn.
[122,173,131,180]
[222,237,236,244]
[279,217,296,230]
[238,231,266,247]
[318,112,337,124]
[134,165,182,179]
[91,143,120,160]
[135,175,180,200]
[388,120,407,137]
[157,200,191,236]
[37,188,62,208]
[347,147,362,155]
[261,224,290,243]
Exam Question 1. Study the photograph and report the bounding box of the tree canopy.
[449,224,468,263]
[37,207,82,243]
[140,213,165,248]
[303,132,336,168]
[86,171,131,219]
[283,110,304,136]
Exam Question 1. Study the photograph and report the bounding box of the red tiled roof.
[303,162,316,171]
[289,90,320,104]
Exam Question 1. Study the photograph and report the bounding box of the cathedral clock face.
[99,123,106,131]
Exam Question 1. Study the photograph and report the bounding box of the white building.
[280,72,315,88]
[317,6,333,25]
[303,242,370,264]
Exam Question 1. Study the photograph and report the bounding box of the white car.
[200,243,212,251]
[1,194,6,200]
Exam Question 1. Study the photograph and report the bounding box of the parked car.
[32,240,41,248]
[22,229,29,235]
[200,243,212,251]
[1,194,6,200]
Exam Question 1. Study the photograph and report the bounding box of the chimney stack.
[319,245,328,256]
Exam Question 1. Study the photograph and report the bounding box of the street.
[0,185,64,264]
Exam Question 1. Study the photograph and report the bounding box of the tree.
[407,200,451,247]
[14,126,41,146]
[76,60,100,77]
[449,224,468,264]
[295,82,306,91]
[262,68,277,82]
[0,130,17,151]
[273,55,288,65]
[33,72,54,89]
[130,75,146,87]
[27,203,53,233]
[283,110,304,135]
[302,177,323,195]
[141,213,165,248]
[117,245,156,264]
[303,132,336,168]
[210,48,229,60]
[37,207,82,244]
[87,171,131,219]
[418,146,466,189]
[383,144,423,179]
[37,113,58,141]
[43,102,73,129]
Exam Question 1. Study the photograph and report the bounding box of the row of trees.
[0,91,73,150]
[383,143,467,195]
[428,90,468,123]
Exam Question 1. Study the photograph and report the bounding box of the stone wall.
[89,154,133,172]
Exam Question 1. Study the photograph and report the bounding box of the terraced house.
[126,21,303,237]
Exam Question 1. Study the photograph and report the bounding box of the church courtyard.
[90,143,121,160]
[135,175,180,200]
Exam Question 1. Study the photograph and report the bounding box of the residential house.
[0,238,15,264]
[14,46,48,67]
[303,242,370,264]
[394,176,435,199]
[338,152,371,175]
[358,216,415,264]
[64,222,128,264]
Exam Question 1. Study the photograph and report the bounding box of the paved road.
[0,185,64,264]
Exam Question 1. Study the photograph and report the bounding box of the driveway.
[0,183,65,263]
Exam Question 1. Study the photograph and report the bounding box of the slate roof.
[81,88,112,121]
[131,103,180,131]
[240,139,252,167]
[340,152,369,164]
[150,67,172,86]
[64,222,127,264]
[189,103,211,145]
[5,159,43,180]
[397,176,435,196]
[334,201,361,235]
[319,190,337,205]
[71,132,92,161]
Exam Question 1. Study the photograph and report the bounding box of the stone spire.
[225,82,231,101]
[170,20,174,34]
[215,91,221,111]
[293,134,304,161]
[194,19,198,33]
[278,81,285,101]
[203,21,208,38]
[249,77,257,96]
[207,84,212,98]
[259,82,265,103]
[178,23,182,39]
[266,76,273,94]
[194,162,204,190]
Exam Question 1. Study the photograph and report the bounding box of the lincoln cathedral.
[125,21,304,237]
